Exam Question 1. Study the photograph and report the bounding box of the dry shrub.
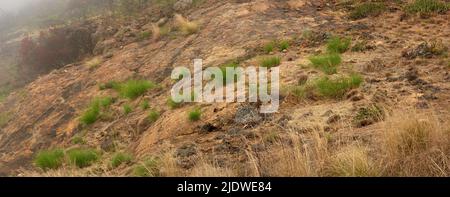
[379,111,450,176]
[174,14,199,35]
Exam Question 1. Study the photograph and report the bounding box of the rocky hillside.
[0,0,449,177]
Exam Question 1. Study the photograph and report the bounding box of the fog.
[0,0,36,13]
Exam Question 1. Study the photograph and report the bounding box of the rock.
[402,39,447,59]
[173,0,193,11]
[101,137,115,152]
[234,105,262,126]
[200,123,218,133]
[176,143,197,157]
[137,116,151,134]
[405,67,419,81]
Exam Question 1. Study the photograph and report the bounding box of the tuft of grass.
[405,0,449,15]
[67,148,99,168]
[148,110,160,123]
[80,99,101,126]
[141,100,150,110]
[353,105,385,127]
[99,96,114,108]
[132,157,161,177]
[309,53,342,74]
[34,149,65,171]
[188,108,202,122]
[324,145,380,177]
[99,81,120,90]
[71,136,86,145]
[139,31,151,40]
[279,40,290,51]
[350,2,386,20]
[86,57,102,69]
[0,112,11,128]
[115,80,156,100]
[111,152,133,168]
[327,37,351,54]
[167,97,182,109]
[315,74,363,99]
[260,56,281,68]
[175,14,199,35]
[263,41,275,54]
[123,104,133,115]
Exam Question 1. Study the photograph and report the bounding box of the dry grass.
[323,145,380,177]
[190,159,237,177]
[174,14,199,35]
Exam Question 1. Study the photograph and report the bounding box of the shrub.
[188,108,202,122]
[67,148,99,168]
[132,157,160,177]
[175,14,199,35]
[115,80,156,100]
[349,2,386,20]
[327,37,351,54]
[315,74,363,99]
[309,53,342,74]
[260,56,281,68]
[148,110,160,123]
[34,149,65,171]
[405,0,449,15]
[123,104,133,115]
[353,105,385,127]
[111,152,133,168]
[263,41,275,54]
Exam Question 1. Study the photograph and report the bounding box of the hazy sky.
[0,0,35,13]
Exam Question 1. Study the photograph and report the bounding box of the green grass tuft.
[167,97,182,109]
[115,80,156,100]
[123,104,133,115]
[279,40,290,51]
[67,148,99,168]
[315,74,363,99]
[350,2,386,20]
[309,53,342,74]
[141,100,150,110]
[263,41,275,54]
[132,157,160,177]
[405,0,449,15]
[327,37,351,54]
[80,99,101,126]
[188,108,202,122]
[111,152,133,168]
[148,110,160,123]
[34,149,65,171]
[260,56,281,68]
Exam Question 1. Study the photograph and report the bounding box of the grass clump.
[111,152,133,168]
[99,96,114,108]
[324,146,380,177]
[148,110,160,123]
[167,97,182,109]
[175,14,199,35]
[349,2,386,20]
[141,100,150,110]
[309,53,342,74]
[34,149,65,171]
[139,31,151,40]
[405,0,449,15]
[132,157,161,177]
[123,104,133,115]
[115,80,156,100]
[279,40,290,51]
[86,57,102,69]
[327,37,351,54]
[315,74,363,99]
[188,108,202,122]
[71,136,86,145]
[353,105,385,127]
[67,148,99,168]
[263,41,275,54]
[99,81,119,90]
[260,56,281,68]
[80,99,101,126]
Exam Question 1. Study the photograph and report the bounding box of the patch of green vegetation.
[67,148,99,168]
[34,149,65,171]
[0,85,12,102]
[327,36,351,54]
[115,80,157,100]
[72,136,86,145]
[0,112,11,128]
[80,99,101,126]
[405,0,449,15]
[167,97,182,109]
[278,40,290,51]
[99,96,114,108]
[263,131,280,144]
[148,110,160,123]
[260,56,281,68]
[188,108,202,122]
[139,31,151,40]
[263,41,275,54]
[99,81,120,90]
[350,2,386,20]
[111,152,133,168]
[292,74,363,99]
[141,100,150,110]
[123,104,133,115]
[132,157,160,177]
[309,53,342,75]
[353,105,385,127]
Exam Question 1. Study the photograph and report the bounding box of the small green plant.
[327,37,351,54]
[132,157,160,177]
[99,96,114,108]
[123,104,133,115]
[263,131,280,144]
[115,80,156,100]
[309,53,342,74]
[67,148,99,168]
[279,40,290,51]
[34,149,65,171]
[260,56,281,68]
[72,136,86,145]
[263,41,275,54]
[350,2,386,20]
[99,81,120,90]
[141,100,150,110]
[111,152,133,168]
[167,97,182,109]
[80,99,101,125]
[148,110,160,123]
[405,0,449,15]
[188,108,202,122]
[315,74,363,99]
